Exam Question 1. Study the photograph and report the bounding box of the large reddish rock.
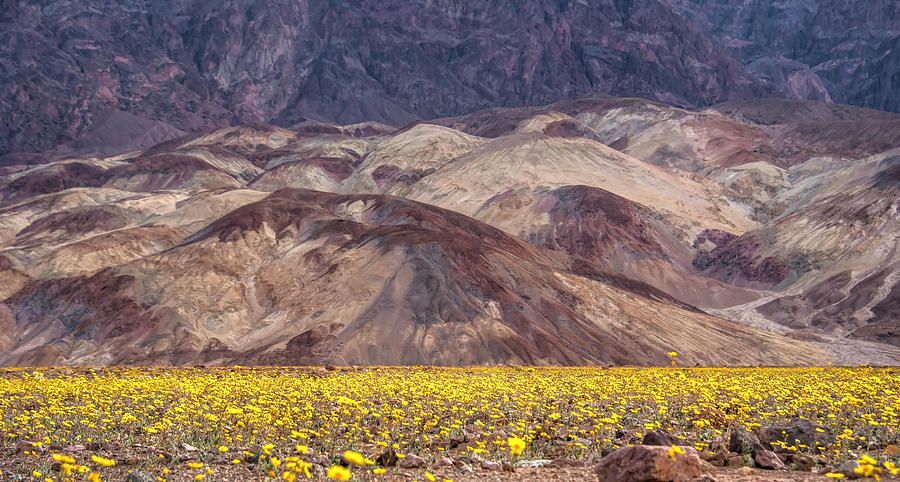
[594,445,701,482]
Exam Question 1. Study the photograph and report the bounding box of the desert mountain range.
[2,0,898,156]
[1,95,898,366]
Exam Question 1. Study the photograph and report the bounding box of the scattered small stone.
[725,454,743,467]
[376,449,398,467]
[435,457,455,467]
[488,430,508,440]
[753,449,785,470]
[458,465,474,474]
[515,459,552,468]
[695,476,718,482]
[884,444,900,457]
[447,434,469,448]
[64,444,85,452]
[398,454,425,469]
[181,442,199,452]
[548,458,586,468]
[642,430,679,446]
[16,441,45,454]
[835,460,862,479]
[594,445,701,482]
[785,453,815,471]
[701,446,728,466]
[737,466,756,476]
[124,471,155,482]
[480,460,503,471]
[308,465,325,478]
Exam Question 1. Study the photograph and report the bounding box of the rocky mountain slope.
[1,95,899,366]
[4,0,898,159]
[662,0,900,113]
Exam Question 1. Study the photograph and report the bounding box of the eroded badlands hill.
[1,96,899,366]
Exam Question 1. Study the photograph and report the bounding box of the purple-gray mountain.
[1,0,897,156]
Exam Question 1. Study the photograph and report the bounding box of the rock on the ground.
[784,453,815,471]
[728,428,763,455]
[594,445,701,482]
[480,460,503,471]
[515,459,552,468]
[16,441,45,454]
[124,471,155,482]
[643,430,680,446]
[398,454,425,468]
[377,449,398,467]
[725,453,744,467]
[835,460,863,479]
[757,419,834,449]
[753,449,785,470]
[701,446,728,466]
[549,458,587,467]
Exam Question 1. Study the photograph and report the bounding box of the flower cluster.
[0,366,896,480]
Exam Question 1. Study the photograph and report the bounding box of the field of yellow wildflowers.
[0,366,898,481]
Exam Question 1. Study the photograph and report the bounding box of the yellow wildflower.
[91,455,116,467]
[667,445,684,461]
[507,436,526,456]
[327,465,352,480]
[343,450,366,466]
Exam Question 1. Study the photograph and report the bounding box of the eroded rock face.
[0,0,772,156]
[692,229,788,288]
[528,185,669,264]
[674,1,899,111]
[1,163,106,201]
